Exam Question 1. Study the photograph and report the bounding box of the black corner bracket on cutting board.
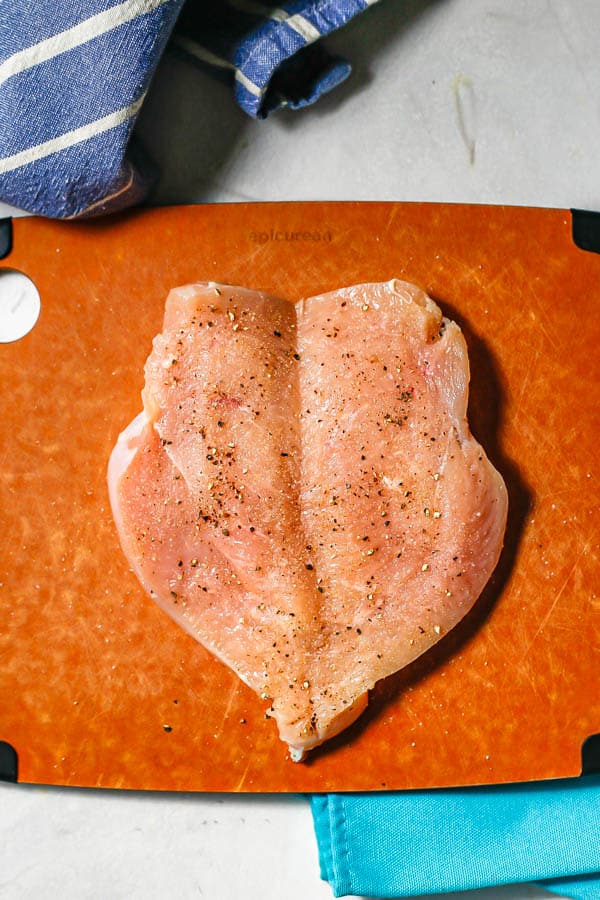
[571,209,600,254]
[0,218,12,260]
[0,740,18,783]
[581,734,600,776]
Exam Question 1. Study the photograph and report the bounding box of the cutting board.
[1,202,599,793]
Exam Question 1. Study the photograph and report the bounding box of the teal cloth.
[310,775,600,898]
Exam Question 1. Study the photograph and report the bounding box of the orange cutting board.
[1,202,599,793]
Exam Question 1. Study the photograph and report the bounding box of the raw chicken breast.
[108,280,508,760]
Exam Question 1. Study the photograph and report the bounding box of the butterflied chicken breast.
[108,280,507,760]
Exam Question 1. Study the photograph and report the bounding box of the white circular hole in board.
[0,269,41,343]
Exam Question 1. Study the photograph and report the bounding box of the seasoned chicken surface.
[108,280,507,759]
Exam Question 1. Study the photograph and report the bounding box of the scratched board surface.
[0,202,599,792]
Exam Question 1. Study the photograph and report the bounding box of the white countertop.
[2,1,598,897]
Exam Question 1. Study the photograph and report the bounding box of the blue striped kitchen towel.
[0,0,378,218]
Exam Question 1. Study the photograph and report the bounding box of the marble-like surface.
[3,1,598,896]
